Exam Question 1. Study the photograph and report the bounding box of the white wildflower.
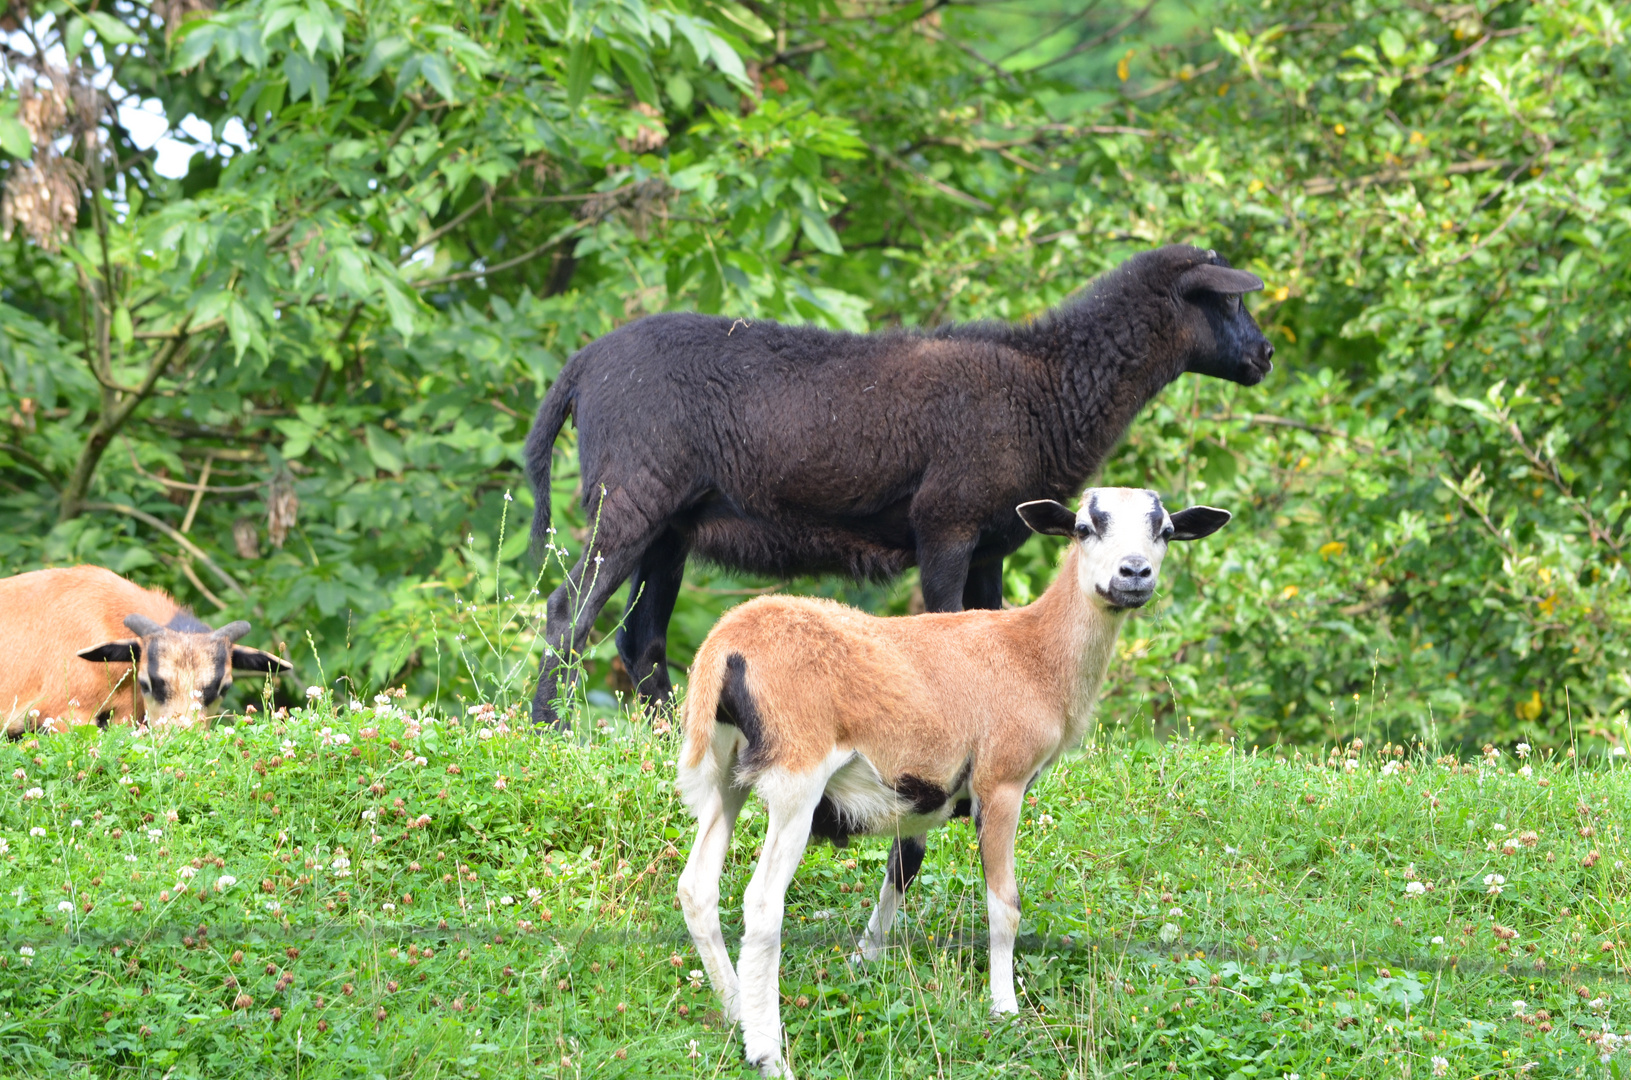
[57,900,73,913]
[1405,881,1427,896]
[1512,1000,1526,1015]
[500,895,515,906]
[19,946,34,966]
[381,902,396,912]
[1483,873,1506,895]
[1431,1055,1448,1077]
[1431,935,1444,944]
[177,866,197,879]
[22,787,43,800]
[1380,760,1402,777]
[1518,765,1532,777]
[305,686,324,699]
[214,875,237,892]
[330,851,352,877]
[30,826,46,837]
[1158,922,1181,944]
[1515,743,1530,759]
[124,854,137,863]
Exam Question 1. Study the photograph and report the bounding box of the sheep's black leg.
[533,495,658,729]
[616,528,689,704]
[917,535,978,613]
[854,834,927,961]
[962,556,1004,610]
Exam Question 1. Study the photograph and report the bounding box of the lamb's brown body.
[681,568,1110,809]
[0,566,184,732]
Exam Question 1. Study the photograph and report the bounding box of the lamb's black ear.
[1168,506,1232,541]
[1017,500,1080,537]
[78,639,141,664]
[231,646,292,673]
[1177,264,1263,297]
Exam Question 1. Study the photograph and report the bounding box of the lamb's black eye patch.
[1087,492,1111,536]
[1148,494,1166,539]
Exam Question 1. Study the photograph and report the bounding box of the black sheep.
[525,243,1273,725]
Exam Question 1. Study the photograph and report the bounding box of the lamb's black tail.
[525,365,578,554]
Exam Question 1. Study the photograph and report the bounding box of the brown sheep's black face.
[1175,256,1276,387]
[77,617,290,730]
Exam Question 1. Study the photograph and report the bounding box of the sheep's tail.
[525,364,578,553]
[676,642,730,814]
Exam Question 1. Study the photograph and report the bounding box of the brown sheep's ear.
[1176,264,1263,297]
[230,646,292,673]
[1017,500,1080,537]
[1168,506,1232,541]
[78,639,142,664]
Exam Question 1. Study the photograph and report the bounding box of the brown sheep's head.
[77,615,291,729]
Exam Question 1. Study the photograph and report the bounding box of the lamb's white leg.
[736,774,827,1077]
[852,833,927,963]
[678,782,750,1022]
[975,784,1024,1016]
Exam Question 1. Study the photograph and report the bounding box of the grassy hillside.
[2,700,1628,1078]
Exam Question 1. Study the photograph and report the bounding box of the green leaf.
[111,306,134,346]
[715,1,774,43]
[64,16,88,61]
[612,49,659,108]
[420,53,457,103]
[1377,27,1407,64]
[565,38,592,109]
[799,206,843,255]
[283,52,330,105]
[664,72,693,111]
[0,116,31,160]
[85,11,138,46]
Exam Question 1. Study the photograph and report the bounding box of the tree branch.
[83,500,252,599]
[1020,0,1157,73]
[412,226,586,289]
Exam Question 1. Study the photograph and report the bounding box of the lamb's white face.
[1016,488,1232,612]
[1072,488,1173,610]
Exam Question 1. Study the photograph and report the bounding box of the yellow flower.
[1333,123,1346,135]
[1281,585,1300,600]
[1515,690,1542,722]
[1318,541,1346,559]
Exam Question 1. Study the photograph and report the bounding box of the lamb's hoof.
[849,938,883,966]
[745,1043,789,1078]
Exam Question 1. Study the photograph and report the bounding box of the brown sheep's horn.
[123,614,165,637]
[211,620,253,642]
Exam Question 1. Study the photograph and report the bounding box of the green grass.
[3,699,1630,1079]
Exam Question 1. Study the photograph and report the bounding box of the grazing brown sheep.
[0,566,290,734]
[526,244,1271,725]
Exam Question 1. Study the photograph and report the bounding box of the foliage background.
[1,0,1627,749]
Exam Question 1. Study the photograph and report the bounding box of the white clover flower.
[1224,844,1240,855]
[57,900,73,913]
[265,901,282,913]
[1343,758,1358,771]
[478,727,494,740]
[214,875,237,892]
[1167,906,1184,917]
[381,902,396,912]
[1518,765,1532,777]
[526,887,542,901]
[1380,760,1402,777]
[281,740,296,754]
[500,895,515,906]
[414,756,428,767]
[147,828,162,841]
[361,810,377,822]
[374,694,392,706]
[1515,743,1530,759]
[18,946,33,966]
[1038,813,1055,826]
[1431,935,1445,944]
[306,686,324,699]
[218,725,234,736]
[1483,873,1506,895]
[0,837,9,855]
[1158,922,1181,944]
[1405,881,1427,896]
[1512,1000,1526,1015]
[1615,747,1627,757]
[330,852,352,877]
[124,854,137,863]
[70,819,82,828]
[1492,823,1506,832]
[30,826,46,837]
[177,866,197,879]
[22,787,43,800]
[1431,1055,1448,1077]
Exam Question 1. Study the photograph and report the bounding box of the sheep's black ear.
[78,639,141,664]
[1017,500,1080,537]
[1177,264,1263,297]
[1168,506,1232,541]
[231,646,292,673]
